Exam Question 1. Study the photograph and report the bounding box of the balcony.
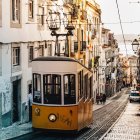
[74,41,78,52]
[91,29,97,39]
[71,6,78,19]
[70,52,75,57]
[80,10,87,21]
[94,56,100,67]
[63,0,73,5]
[88,59,92,69]
[80,41,86,51]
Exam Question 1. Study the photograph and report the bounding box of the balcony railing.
[80,41,86,51]
[71,6,78,19]
[63,0,74,5]
[91,29,97,39]
[74,41,78,52]
[80,10,87,21]
[88,59,92,69]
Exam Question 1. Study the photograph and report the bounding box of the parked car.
[129,90,140,103]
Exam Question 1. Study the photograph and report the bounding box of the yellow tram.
[32,56,93,131]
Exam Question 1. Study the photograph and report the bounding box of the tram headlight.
[48,114,57,122]
[34,108,40,116]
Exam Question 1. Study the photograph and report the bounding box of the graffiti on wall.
[0,79,11,115]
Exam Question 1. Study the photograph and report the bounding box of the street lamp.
[47,11,75,56]
[132,39,139,53]
[132,38,140,85]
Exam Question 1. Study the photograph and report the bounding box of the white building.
[0,0,113,127]
[0,0,67,127]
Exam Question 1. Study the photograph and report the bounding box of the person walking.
[100,93,103,104]
[25,89,33,121]
[102,93,106,104]
[96,93,100,104]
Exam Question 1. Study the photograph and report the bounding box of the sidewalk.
[93,90,122,111]
[0,122,32,140]
[101,100,140,140]
[0,89,126,140]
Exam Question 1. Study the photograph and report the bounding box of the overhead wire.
[115,0,128,56]
[25,0,135,55]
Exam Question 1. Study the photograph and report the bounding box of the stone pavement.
[93,94,116,111]
[102,102,140,140]
[0,89,125,140]
[0,122,32,140]
[93,89,123,111]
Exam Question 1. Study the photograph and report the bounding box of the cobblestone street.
[103,102,140,140]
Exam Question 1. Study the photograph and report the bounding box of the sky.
[97,0,140,35]
[97,0,140,55]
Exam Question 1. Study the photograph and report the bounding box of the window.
[38,45,44,56]
[28,0,34,20]
[130,92,140,96]
[38,6,44,28]
[65,41,69,56]
[64,74,76,104]
[84,74,88,99]
[13,47,20,66]
[74,42,78,52]
[55,43,60,56]
[11,0,21,27]
[28,46,34,61]
[78,71,83,100]
[47,44,52,56]
[43,74,61,104]
[33,73,41,103]
[89,76,93,98]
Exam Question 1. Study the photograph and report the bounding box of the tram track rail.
[77,90,129,140]
[12,89,129,140]
[99,103,126,140]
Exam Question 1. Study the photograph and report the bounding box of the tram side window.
[43,74,61,104]
[89,76,93,98]
[84,74,88,100]
[78,71,83,100]
[64,74,76,104]
[33,73,41,103]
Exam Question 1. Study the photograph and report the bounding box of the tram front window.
[33,73,41,103]
[64,74,76,104]
[43,74,61,104]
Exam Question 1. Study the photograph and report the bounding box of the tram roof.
[32,56,78,62]
[32,56,93,73]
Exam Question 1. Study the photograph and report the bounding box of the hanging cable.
[115,0,128,56]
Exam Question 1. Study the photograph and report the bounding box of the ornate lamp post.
[132,39,139,53]
[132,38,140,84]
[47,11,75,57]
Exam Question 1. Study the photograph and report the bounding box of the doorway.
[12,80,21,123]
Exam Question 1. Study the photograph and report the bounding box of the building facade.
[0,0,117,128]
[0,0,57,127]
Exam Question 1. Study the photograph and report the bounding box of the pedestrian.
[100,93,103,104]
[25,88,33,122]
[102,93,106,104]
[96,93,100,104]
